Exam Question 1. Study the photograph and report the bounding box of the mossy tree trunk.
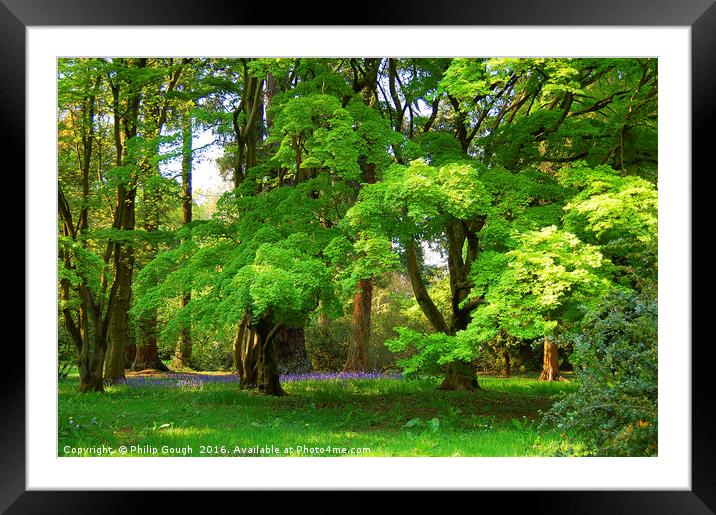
[239,316,285,396]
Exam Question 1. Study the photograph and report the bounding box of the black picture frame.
[2,1,711,512]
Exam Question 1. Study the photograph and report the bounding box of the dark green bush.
[305,318,351,371]
[540,291,657,456]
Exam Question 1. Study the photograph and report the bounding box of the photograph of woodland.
[58,57,657,457]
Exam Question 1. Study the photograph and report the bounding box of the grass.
[58,372,579,457]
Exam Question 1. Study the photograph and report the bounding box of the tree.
[173,110,195,368]
[128,58,190,372]
[346,159,492,389]
[58,58,150,389]
[466,226,615,381]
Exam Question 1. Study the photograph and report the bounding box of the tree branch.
[404,238,450,334]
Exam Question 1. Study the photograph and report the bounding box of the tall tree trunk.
[104,61,143,381]
[503,350,511,377]
[175,115,193,367]
[539,336,560,381]
[77,293,107,392]
[345,278,372,371]
[132,179,167,371]
[104,186,136,382]
[343,63,380,371]
[405,236,479,389]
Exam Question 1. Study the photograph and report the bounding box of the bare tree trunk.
[104,61,143,381]
[539,337,560,381]
[77,302,106,392]
[79,342,106,392]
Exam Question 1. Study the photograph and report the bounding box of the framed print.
[3,0,713,512]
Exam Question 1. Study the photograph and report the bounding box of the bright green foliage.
[467,226,614,343]
[229,238,333,325]
[541,291,658,456]
[346,159,491,242]
[269,94,361,180]
[386,328,477,377]
[558,162,658,287]
[134,180,343,338]
[439,58,657,177]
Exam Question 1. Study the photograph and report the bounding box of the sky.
[160,125,232,205]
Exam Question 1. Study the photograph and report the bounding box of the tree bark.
[104,59,144,382]
[104,200,135,382]
[257,320,285,396]
[404,235,479,390]
[233,318,247,376]
[240,328,259,389]
[77,292,107,392]
[404,238,450,334]
[345,278,372,371]
[79,342,106,392]
[239,317,286,396]
[539,337,560,381]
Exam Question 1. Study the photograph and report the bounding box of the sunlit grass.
[58,373,579,457]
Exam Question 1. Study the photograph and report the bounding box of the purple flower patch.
[108,371,401,389]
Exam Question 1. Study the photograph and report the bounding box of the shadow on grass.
[58,374,577,457]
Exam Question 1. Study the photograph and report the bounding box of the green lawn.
[58,373,579,457]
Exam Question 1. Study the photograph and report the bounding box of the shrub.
[58,323,75,378]
[305,317,351,371]
[540,291,657,456]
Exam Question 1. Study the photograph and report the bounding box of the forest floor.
[58,372,578,457]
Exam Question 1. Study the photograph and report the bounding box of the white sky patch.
[159,125,232,205]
